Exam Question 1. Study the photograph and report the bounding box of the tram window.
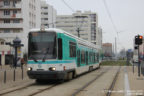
[95,53,97,63]
[89,52,92,63]
[69,42,76,57]
[58,38,62,60]
[86,51,88,65]
[97,53,99,62]
[94,53,95,63]
[81,51,85,64]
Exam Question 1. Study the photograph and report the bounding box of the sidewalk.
[0,65,34,91]
[127,66,144,96]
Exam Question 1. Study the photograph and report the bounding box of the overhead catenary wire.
[61,0,75,12]
[102,0,125,50]
[102,0,118,35]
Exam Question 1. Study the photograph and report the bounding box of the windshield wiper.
[42,48,49,62]
[30,55,38,62]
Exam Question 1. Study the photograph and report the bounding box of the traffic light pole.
[138,45,141,77]
[135,34,143,77]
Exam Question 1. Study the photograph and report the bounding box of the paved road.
[1,66,144,96]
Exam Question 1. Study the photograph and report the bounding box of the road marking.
[124,66,131,96]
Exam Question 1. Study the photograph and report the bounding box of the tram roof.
[30,28,101,50]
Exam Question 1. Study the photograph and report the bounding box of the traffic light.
[135,35,143,45]
[139,35,143,44]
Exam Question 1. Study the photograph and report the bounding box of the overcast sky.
[46,0,144,52]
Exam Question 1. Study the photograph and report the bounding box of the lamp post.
[6,37,24,68]
[74,15,87,37]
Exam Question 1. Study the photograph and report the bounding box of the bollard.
[22,66,23,80]
[133,63,134,73]
[4,70,6,83]
[13,69,15,81]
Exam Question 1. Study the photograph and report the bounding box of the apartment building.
[97,27,102,48]
[56,11,98,45]
[0,0,41,65]
[102,43,113,57]
[41,0,57,28]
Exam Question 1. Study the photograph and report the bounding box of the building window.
[4,29,10,33]
[44,18,48,20]
[44,7,48,9]
[13,29,20,33]
[44,13,48,15]
[1,41,4,45]
[13,10,17,14]
[44,24,48,26]
[4,0,10,6]
[69,42,76,57]
[13,0,17,6]
[4,10,10,15]
[4,19,10,23]
[13,19,20,23]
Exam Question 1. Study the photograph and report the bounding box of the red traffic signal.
[135,35,143,45]
[139,36,143,39]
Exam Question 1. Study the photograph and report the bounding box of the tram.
[27,28,102,81]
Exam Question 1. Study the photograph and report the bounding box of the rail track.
[0,83,35,96]
[28,84,58,96]
[0,81,58,96]
[106,66,121,96]
[71,67,111,96]
[0,67,120,96]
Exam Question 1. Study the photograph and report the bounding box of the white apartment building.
[56,11,98,45]
[41,0,57,28]
[98,27,102,48]
[0,0,41,65]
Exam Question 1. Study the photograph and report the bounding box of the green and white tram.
[27,28,102,81]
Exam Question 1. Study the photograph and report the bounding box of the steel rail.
[0,83,35,96]
[106,66,121,96]
[71,68,111,96]
[28,84,58,96]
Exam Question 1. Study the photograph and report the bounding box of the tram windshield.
[28,32,57,60]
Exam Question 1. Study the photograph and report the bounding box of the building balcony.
[0,45,11,52]
[0,13,22,19]
[15,13,22,18]
[0,23,23,29]
[0,3,21,10]
[0,33,22,38]
[41,9,48,12]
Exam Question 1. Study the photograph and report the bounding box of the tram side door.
[77,50,80,67]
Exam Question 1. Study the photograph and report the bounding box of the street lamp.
[74,15,87,37]
[6,37,24,68]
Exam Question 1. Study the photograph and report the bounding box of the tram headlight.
[49,67,56,71]
[28,67,32,71]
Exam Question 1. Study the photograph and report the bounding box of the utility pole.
[74,15,87,38]
[76,28,80,37]
[115,37,117,60]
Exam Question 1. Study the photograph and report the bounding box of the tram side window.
[58,38,62,60]
[93,53,95,63]
[89,52,93,63]
[97,53,99,62]
[95,53,97,63]
[81,51,85,64]
[69,42,76,57]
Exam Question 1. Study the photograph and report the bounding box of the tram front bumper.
[27,70,67,80]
